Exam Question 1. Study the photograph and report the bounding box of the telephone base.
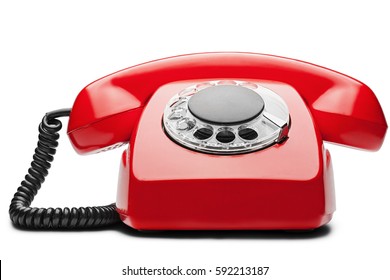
[116,80,336,231]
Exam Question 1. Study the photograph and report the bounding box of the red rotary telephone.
[10,53,387,231]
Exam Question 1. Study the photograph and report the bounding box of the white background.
[1,1,389,279]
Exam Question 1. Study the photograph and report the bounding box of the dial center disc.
[188,85,265,125]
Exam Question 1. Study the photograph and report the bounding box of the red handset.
[10,53,387,231]
[68,53,386,153]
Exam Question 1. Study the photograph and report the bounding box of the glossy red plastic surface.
[116,81,335,230]
[67,52,387,154]
[66,52,387,230]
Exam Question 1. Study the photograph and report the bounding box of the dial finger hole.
[193,127,213,140]
[217,80,237,85]
[216,129,235,143]
[168,107,187,120]
[238,127,258,141]
[176,118,196,130]
[240,82,258,89]
[179,88,195,97]
[196,82,213,90]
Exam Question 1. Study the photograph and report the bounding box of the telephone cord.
[9,109,120,229]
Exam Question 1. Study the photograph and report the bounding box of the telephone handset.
[10,53,387,230]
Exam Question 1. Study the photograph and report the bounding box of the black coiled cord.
[9,109,120,229]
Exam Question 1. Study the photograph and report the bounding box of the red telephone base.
[116,80,335,230]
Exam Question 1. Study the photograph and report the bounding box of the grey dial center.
[188,85,265,125]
